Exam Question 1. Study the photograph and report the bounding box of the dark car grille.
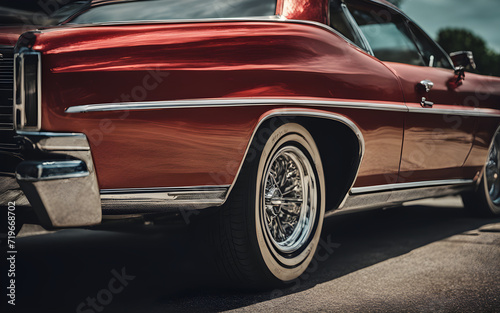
[0,47,19,152]
[0,47,14,130]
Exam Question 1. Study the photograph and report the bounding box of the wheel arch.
[225,109,365,212]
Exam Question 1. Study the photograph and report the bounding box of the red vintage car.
[1,0,500,286]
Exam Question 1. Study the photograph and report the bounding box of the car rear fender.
[228,108,365,212]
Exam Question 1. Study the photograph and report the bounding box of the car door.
[345,0,475,183]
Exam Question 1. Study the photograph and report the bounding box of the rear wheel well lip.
[224,109,365,206]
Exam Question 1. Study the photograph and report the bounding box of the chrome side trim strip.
[408,106,500,117]
[100,185,229,211]
[350,179,474,195]
[65,98,408,113]
[66,98,500,117]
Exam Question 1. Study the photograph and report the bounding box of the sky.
[400,0,500,52]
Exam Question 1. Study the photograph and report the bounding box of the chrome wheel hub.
[262,146,317,254]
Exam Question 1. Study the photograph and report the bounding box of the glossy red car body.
[1,0,500,226]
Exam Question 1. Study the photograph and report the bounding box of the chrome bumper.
[2,131,101,228]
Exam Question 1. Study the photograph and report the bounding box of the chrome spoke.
[280,207,300,217]
[270,174,283,197]
[275,217,287,241]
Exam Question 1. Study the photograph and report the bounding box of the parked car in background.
[1,0,500,286]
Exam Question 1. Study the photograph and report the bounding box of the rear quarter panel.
[30,21,405,189]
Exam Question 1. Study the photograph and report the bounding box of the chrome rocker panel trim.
[100,185,229,212]
[331,179,475,216]
[350,179,474,195]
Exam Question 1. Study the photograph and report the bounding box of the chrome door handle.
[419,80,434,92]
[421,97,434,108]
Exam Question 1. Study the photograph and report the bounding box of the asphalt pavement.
[2,196,500,312]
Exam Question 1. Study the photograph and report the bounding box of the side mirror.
[447,51,476,89]
[449,51,477,70]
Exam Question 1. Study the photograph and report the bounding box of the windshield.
[69,0,277,24]
[0,0,90,26]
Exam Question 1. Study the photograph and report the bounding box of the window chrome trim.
[350,179,474,195]
[282,17,373,54]
[66,15,283,26]
[405,20,454,70]
[340,3,374,56]
[65,98,408,113]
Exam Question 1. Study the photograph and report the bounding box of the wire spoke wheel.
[486,138,500,205]
[262,146,317,254]
[214,123,326,286]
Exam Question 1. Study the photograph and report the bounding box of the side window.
[407,23,453,69]
[346,2,424,66]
